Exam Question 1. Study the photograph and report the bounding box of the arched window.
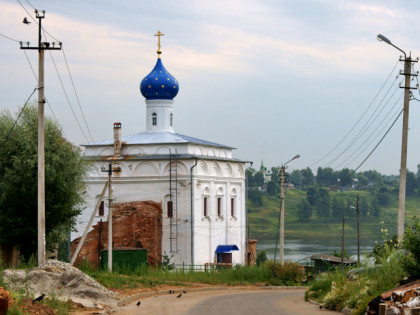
[170,113,173,127]
[152,113,157,126]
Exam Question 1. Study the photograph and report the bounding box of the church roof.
[82,131,234,149]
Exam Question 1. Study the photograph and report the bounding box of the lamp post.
[377,34,417,241]
[279,154,300,264]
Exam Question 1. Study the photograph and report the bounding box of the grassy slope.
[248,189,420,240]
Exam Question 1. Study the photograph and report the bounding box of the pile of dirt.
[3,260,117,308]
[17,298,56,315]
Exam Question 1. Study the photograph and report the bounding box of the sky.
[1,0,420,175]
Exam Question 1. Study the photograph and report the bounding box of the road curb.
[117,285,307,307]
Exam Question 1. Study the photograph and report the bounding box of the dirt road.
[114,288,342,315]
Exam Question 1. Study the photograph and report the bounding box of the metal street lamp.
[377,34,414,241]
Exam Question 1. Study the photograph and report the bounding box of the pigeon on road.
[137,301,141,307]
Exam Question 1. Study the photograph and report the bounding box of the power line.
[310,60,400,168]
[346,108,404,180]
[22,50,69,140]
[0,86,39,149]
[334,93,403,170]
[16,0,61,43]
[0,33,21,43]
[62,47,97,145]
[47,46,91,144]
[324,74,400,167]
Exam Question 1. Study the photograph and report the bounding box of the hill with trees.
[247,164,420,240]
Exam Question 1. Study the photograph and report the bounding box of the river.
[256,238,376,262]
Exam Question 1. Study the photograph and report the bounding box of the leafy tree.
[370,198,380,217]
[406,169,416,196]
[306,186,318,206]
[256,250,267,266]
[270,167,279,185]
[402,217,420,277]
[248,190,263,206]
[289,170,303,188]
[337,168,353,187]
[331,197,343,218]
[0,105,87,260]
[356,173,369,186]
[359,197,368,217]
[316,167,336,187]
[297,199,312,222]
[376,187,390,206]
[246,168,256,187]
[314,187,330,218]
[253,172,265,188]
[416,164,420,196]
[266,180,278,196]
[300,167,315,187]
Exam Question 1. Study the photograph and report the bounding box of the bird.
[32,294,45,303]
[177,294,182,298]
[183,290,187,294]
[169,290,174,294]
[22,17,31,25]
[136,301,141,307]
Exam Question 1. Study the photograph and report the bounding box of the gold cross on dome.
[154,30,164,55]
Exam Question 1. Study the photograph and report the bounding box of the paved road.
[115,288,342,315]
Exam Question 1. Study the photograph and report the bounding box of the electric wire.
[333,91,403,170]
[0,33,21,43]
[46,47,91,144]
[61,47,97,145]
[0,86,38,148]
[22,50,69,140]
[23,0,35,10]
[345,107,404,180]
[16,0,61,43]
[324,73,400,167]
[309,60,400,168]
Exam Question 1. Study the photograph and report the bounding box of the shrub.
[265,261,304,285]
[402,217,420,277]
[256,250,267,266]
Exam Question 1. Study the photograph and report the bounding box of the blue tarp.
[215,245,239,253]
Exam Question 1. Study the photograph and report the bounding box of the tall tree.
[0,105,87,259]
[297,199,312,222]
[301,167,315,187]
[406,169,416,196]
[289,169,303,188]
[370,198,380,217]
[316,167,336,187]
[359,197,369,217]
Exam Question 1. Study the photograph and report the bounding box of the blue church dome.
[140,58,179,100]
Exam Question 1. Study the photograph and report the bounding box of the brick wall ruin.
[71,200,162,268]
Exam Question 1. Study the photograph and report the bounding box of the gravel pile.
[3,260,117,308]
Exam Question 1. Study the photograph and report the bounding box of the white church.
[72,33,249,266]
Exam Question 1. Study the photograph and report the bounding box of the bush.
[256,250,267,266]
[265,261,304,285]
[402,217,420,277]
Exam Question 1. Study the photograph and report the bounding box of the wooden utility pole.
[341,216,345,269]
[397,55,414,241]
[279,165,285,264]
[356,195,360,264]
[20,10,61,266]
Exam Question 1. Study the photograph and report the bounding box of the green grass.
[82,264,295,289]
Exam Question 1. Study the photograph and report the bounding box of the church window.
[152,113,157,126]
[167,201,173,218]
[170,113,173,126]
[203,197,208,217]
[99,201,104,216]
[230,198,235,217]
[217,197,222,217]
